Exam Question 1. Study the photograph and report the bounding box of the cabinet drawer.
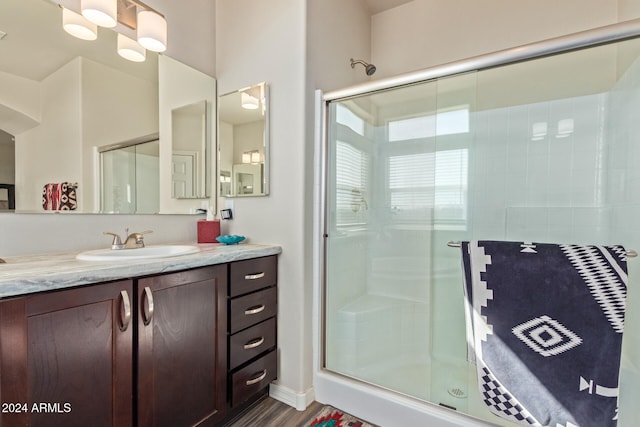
[230,287,277,334]
[229,256,277,297]
[231,350,277,407]
[229,318,276,370]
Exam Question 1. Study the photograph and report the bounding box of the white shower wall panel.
[469,93,607,243]
[606,54,640,383]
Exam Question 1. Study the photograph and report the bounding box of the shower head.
[350,58,376,76]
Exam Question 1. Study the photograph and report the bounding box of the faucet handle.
[134,230,153,241]
[127,230,153,249]
[104,232,124,249]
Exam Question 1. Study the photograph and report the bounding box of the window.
[388,107,469,141]
[335,141,369,228]
[336,104,365,136]
[388,149,468,224]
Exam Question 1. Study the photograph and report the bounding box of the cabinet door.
[0,280,134,427]
[137,265,227,427]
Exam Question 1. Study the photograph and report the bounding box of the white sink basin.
[76,245,200,261]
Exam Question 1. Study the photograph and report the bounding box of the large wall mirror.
[0,0,215,214]
[218,82,269,197]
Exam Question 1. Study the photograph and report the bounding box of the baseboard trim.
[269,383,315,411]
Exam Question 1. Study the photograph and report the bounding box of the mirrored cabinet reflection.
[100,137,160,214]
[218,82,269,197]
[171,100,211,199]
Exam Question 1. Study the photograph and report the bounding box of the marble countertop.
[0,243,282,298]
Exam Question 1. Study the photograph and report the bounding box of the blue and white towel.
[461,241,628,427]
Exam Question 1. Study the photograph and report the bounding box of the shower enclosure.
[318,26,640,426]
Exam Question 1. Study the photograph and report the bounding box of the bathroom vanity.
[0,244,280,427]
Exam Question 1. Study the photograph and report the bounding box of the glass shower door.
[324,73,477,405]
[100,140,159,214]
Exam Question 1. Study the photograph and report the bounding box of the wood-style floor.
[226,397,324,427]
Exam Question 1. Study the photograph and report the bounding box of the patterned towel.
[461,241,628,427]
[42,182,78,211]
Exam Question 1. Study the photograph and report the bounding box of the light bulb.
[117,34,146,62]
[81,0,118,28]
[62,8,98,41]
[137,10,167,52]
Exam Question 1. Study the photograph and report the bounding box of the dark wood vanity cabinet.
[137,265,227,427]
[227,256,278,408]
[0,280,134,427]
[0,256,278,427]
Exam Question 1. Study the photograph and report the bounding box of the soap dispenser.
[197,210,221,243]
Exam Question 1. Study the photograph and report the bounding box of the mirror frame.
[218,82,269,198]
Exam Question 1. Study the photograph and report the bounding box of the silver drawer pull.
[246,369,267,386]
[245,272,265,280]
[244,337,265,350]
[245,305,265,315]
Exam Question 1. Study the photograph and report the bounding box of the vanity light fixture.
[81,0,118,28]
[242,150,261,164]
[241,92,259,110]
[117,33,146,62]
[62,8,98,40]
[250,151,261,163]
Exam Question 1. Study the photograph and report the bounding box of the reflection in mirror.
[0,130,15,211]
[0,0,215,214]
[218,82,269,197]
[171,100,210,199]
[100,137,159,214]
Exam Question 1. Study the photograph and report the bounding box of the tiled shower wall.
[468,53,640,377]
[470,92,609,244]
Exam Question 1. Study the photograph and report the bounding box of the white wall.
[0,71,40,135]
[306,0,372,92]
[0,212,199,257]
[619,0,640,20]
[304,0,373,405]
[371,0,620,79]
[144,0,216,77]
[216,0,309,402]
[16,59,83,212]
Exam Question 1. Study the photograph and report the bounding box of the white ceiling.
[365,0,414,15]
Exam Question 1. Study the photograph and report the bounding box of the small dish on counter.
[216,235,246,245]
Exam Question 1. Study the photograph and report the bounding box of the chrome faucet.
[104,230,153,250]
